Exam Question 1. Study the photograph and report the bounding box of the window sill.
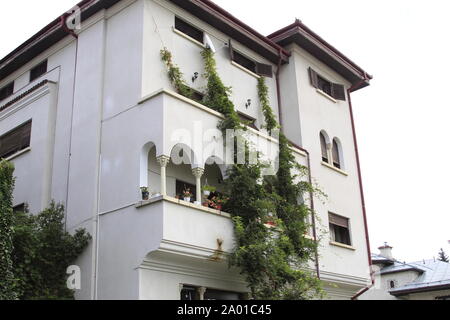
[316,89,337,103]
[3,147,31,161]
[172,27,205,48]
[330,241,355,251]
[321,161,348,176]
[231,61,261,79]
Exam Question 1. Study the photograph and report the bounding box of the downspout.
[62,12,79,231]
[349,75,374,300]
[275,49,320,279]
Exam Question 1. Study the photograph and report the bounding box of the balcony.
[98,88,308,260]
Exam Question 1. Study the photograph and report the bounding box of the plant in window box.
[140,187,150,201]
[202,185,216,196]
[183,188,193,202]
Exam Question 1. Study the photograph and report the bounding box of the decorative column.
[157,155,170,196]
[192,167,205,205]
[197,287,207,301]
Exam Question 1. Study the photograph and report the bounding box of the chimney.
[378,242,394,260]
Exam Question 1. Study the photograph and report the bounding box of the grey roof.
[388,259,450,296]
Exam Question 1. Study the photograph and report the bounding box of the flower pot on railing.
[140,187,150,201]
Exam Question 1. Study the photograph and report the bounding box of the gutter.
[349,74,374,300]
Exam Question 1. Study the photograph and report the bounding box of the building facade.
[0,0,372,300]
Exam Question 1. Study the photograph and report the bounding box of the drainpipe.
[275,48,284,128]
[274,49,320,279]
[62,11,80,231]
[349,75,374,300]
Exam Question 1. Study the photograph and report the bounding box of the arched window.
[320,132,329,163]
[332,139,341,169]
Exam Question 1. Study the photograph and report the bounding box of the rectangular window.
[229,40,273,77]
[176,180,196,202]
[329,213,351,246]
[30,60,48,82]
[0,82,14,101]
[0,121,32,159]
[191,90,205,104]
[13,203,27,213]
[308,67,346,101]
[233,51,257,73]
[175,17,204,44]
[237,111,258,130]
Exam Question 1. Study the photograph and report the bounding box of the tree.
[12,202,91,300]
[0,160,18,300]
[0,159,91,300]
[438,248,449,263]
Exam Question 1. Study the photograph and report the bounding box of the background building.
[361,244,450,300]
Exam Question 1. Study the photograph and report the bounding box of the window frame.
[0,120,32,159]
[328,212,352,246]
[174,17,204,45]
[0,82,14,101]
[30,60,48,82]
[308,67,346,101]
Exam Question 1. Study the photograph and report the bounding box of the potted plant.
[140,187,150,201]
[202,185,216,196]
[183,188,193,202]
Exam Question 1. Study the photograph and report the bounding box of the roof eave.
[269,21,372,91]
[0,0,125,81]
[168,0,290,65]
[390,283,450,297]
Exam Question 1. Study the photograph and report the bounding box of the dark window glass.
[389,280,396,289]
[13,203,27,214]
[0,121,32,159]
[233,51,256,73]
[204,289,240,301]
[30,60,48,82]
[176,180,196,202]
[191,90,205,104]
[0,82,14,101]
[329,213,351,246]
[320,133,329,163]
[318,75,332,96]
[181,286,200,300]
[332,139,341,169]
[238,112,258,130]
[175,17,204,43]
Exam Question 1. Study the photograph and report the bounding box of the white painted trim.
[172,27,206,48]
[330,241,356,251]
[139,89,307,158]
[321,161,349,176]
[139,88,225,119]
[3,147,31,161]
[316,88,337,103]
[0,82,54,121]
[231,61,261,79]
[135,195,232,219]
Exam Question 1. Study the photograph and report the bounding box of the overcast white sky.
[1,0,449,262]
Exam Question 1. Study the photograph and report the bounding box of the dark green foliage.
[0,160,18,300]
[201,48,241,131]
[12,202,91,300]
[257,77,279,134]
[160,48,193,98]
[438,248,449,263]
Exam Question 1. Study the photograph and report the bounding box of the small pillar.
[192,167,205,205]
[157,155,170,196]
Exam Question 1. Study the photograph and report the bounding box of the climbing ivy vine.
[160,48,193,99]
[161,47,323,299]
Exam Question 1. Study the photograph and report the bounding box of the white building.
[360,244,450,300]
[0,0,373,300]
